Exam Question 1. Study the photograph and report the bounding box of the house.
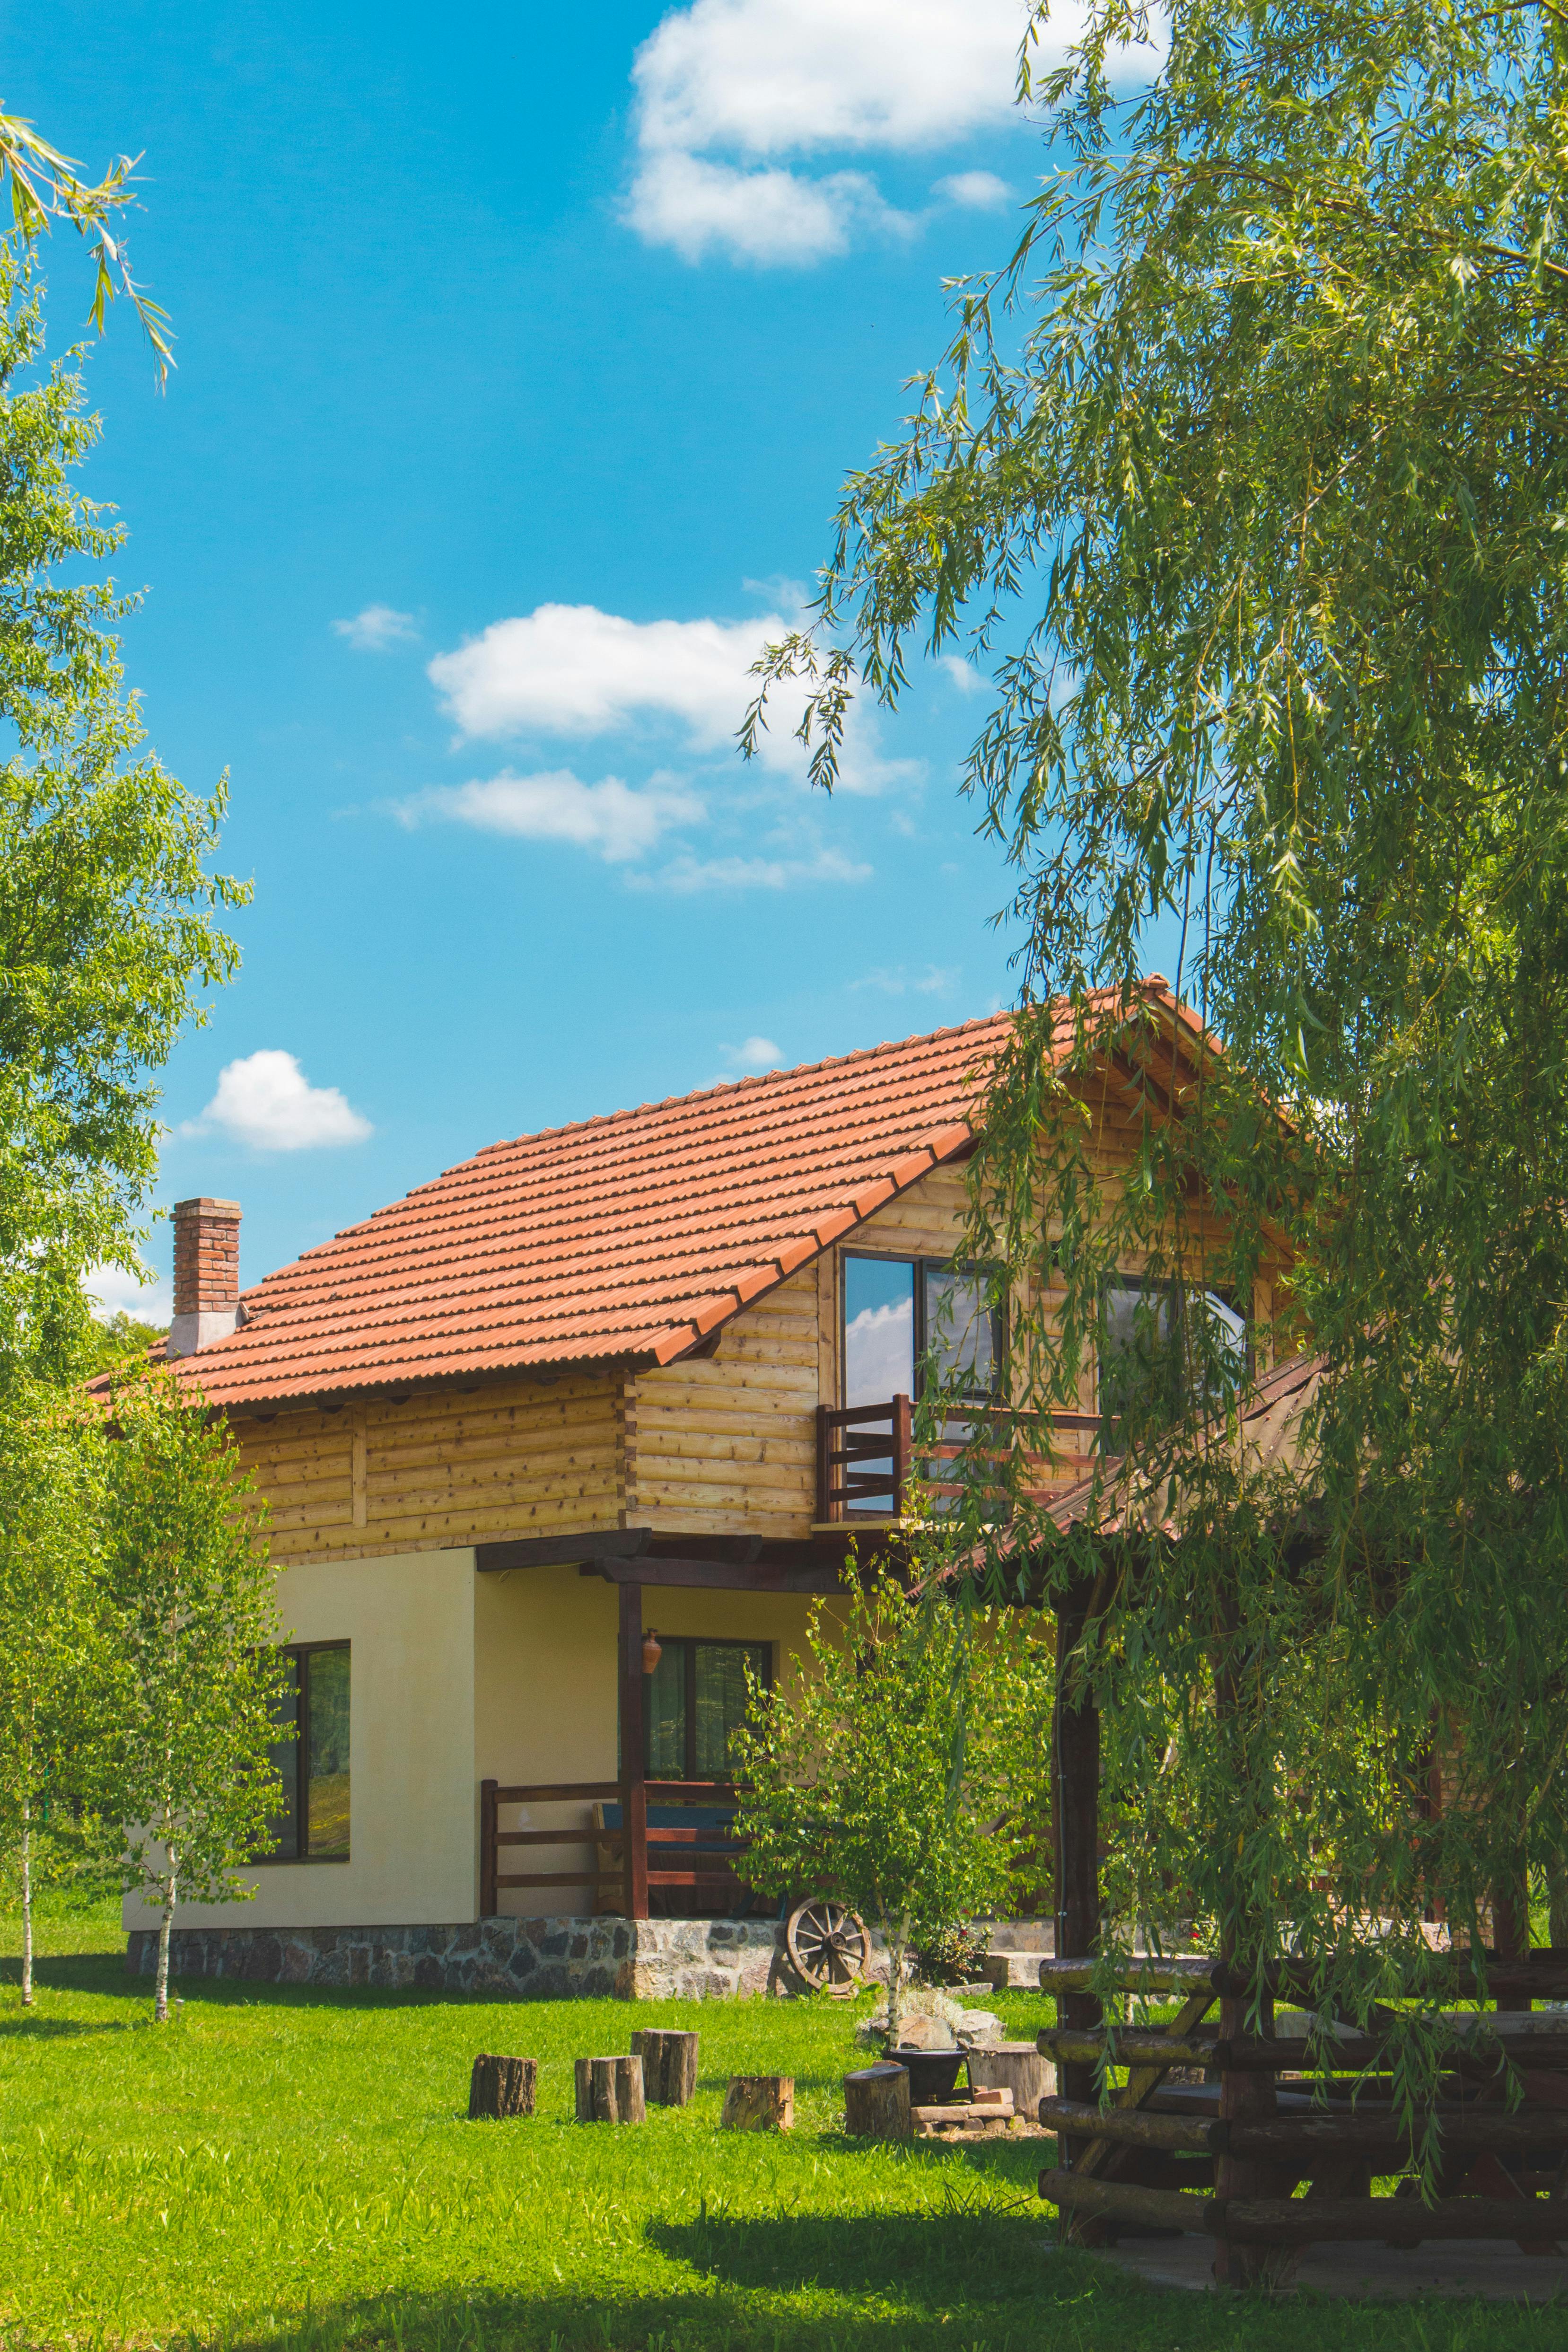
[124,983,1277,1998]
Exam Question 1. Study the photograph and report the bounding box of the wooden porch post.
[1209,1592,1285,2289]
[619,1579,650,1920]
[1053,1571,1102,2169]
[892,1392,913,1518]
[480,1777,498,1918]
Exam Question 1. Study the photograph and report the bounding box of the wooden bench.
[592,1799,756,1917]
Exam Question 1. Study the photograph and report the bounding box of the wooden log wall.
[231,1372,622,1567]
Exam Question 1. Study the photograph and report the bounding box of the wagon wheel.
[786,1897,868,1991]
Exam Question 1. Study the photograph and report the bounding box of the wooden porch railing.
[479,1777,748,1921]
[815,1396,1104,1520]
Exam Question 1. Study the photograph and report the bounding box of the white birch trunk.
[884,1908,911,2048]
[19,1811,33,2008]
[154,1854,176,2024]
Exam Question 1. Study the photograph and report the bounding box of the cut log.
[1041,1957,1218,1995]
[1225,2194,1568,2246]
[1040,2168,1216,2235]
[843,2061,911,2140]
[721,2074,794,2131]
[1223,2105,1568,2158]
[1037,2027,1217,2070]
[1040,2097,1216,2152]
[574,2054,646,2124]
[631,2028,700,2107]
[467,2053,537,2120]
[968,2041,1053,2121]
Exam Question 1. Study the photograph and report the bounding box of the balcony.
[814,1395,1102,1521]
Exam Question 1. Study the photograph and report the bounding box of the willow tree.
[755,0,1568,2018]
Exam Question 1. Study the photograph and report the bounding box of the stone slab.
[1091,2235,1568,2303]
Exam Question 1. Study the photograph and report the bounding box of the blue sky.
[12,1,1138,1316]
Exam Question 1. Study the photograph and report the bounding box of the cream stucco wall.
[125,1548,837,1936]
[125,1545,478,1934]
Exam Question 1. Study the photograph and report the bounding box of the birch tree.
[103,1374,288,2022]
[0,1381,106,2003]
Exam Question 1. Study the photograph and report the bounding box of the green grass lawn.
[2,1896,1563,2352]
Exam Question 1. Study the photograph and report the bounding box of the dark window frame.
[643,1636,773,1782]
[840,1249,1007,1407]
[254,1639,351,1865]
[1096,1272,1251,1422]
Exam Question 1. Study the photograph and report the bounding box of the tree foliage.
[0,105,171,376]
[758,0,1568,2051]
[0,248,243,1378]
[732,1576,1050,2043]
[102,1374,288,2023]
[0,1378,109,2003]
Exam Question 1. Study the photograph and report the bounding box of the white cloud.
[935,169,1012,209]
[430,604,773,745]
[399,768,702,864]
[628,154,911,265]
[627,0,1160,265]
[854,962,960,995]
[723,1035,784,1071]
[938,653,990,693]
[187,1052,373,1152]
[635,845,872,892]
[333,604,418,652]
[634,0,1033,158]
[87,1258,172,1326]
[428,600,916,796]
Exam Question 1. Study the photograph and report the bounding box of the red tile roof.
[156,984,1189,1411]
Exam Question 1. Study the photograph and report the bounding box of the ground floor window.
[261,1641,350,1861]
[644,1638,770,1780]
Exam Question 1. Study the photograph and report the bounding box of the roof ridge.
[472,1006,1016,1156]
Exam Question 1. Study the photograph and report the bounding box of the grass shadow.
[649,2200,1045,2305]
[132,2269,1568,2352]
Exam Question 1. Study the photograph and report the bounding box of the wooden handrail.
[816,1397,1104,1519]
[479,1776,752,1920]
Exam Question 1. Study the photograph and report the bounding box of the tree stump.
[721,2074,794,2131]
[468,2053,537,2120]
[843,2061,911,2140]
[574,2054,646,2124]
[965,2041,1053,2122]
[631,2027,700,2106]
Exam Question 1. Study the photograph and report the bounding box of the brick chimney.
[167,1196,243,1359]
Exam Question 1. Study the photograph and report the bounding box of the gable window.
[840,1253,1003,1515]
[259,1642,350,1862]
[644,1639,771,1780]
[1099,1276,1248,1425]
[842,1254,1002,1408]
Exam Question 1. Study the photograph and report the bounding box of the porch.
[474,1395,1098,1928]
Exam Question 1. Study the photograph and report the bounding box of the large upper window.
[644,1639,771,1780]
[1099,1276,1248,1425]
[260,1642,350,1862]
[842,1254,1001,1409]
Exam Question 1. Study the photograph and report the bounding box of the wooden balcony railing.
[479,1777,748,1921]
[815,1395,1103,1521]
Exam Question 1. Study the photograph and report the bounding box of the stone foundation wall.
[123,1914,892,2001]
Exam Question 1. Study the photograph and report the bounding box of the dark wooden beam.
[617,1581,648,1919]
[580,1556,845,1595]
[475,1528,653,1573]
[1053,1569,1104,2183]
